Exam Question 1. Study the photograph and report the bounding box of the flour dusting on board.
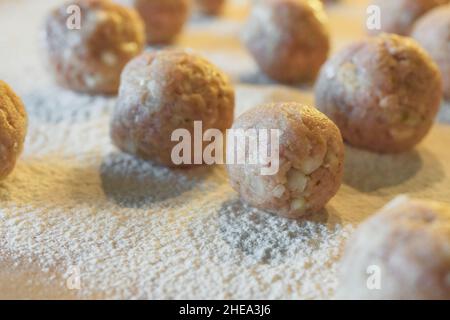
[1,0,450,299]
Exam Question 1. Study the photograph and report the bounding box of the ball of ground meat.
[0,81,27,180]
[412,5,450,100]
[194,0,225,15]
[337,196,450,300]
[110,50,235,167]
[242,0,330,84]
[43,0,146,95]
[226,102,344,219]
[117,0,190,44]
[368,0,449,36]
[315,33,442,153]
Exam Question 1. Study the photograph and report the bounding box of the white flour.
[1,0,449,299]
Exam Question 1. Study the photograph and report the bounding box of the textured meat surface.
[227,102,344,219]
[338,196,450,300]
[111,50,235,167]
[315,34,442,153]
[44,0,146,94]
[0,81,27,180]
[242,0,330,83]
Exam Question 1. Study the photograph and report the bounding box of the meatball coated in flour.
[315,33,442,153]
[43,0,146,94]
[242,0,330,84]
[227,102,344,219]
[110,50,235,167]
[338,196,450,300]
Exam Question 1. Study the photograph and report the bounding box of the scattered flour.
[0,0,449,299]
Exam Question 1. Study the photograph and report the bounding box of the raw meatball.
[412,5,450,100]
[315,33,442,153]
[337,196,450,300]
[44,0,146,94]
[195,0,225,15]
[110,50,235,167]
[369,0,449,36]
[0,81,27,180]
[242,0,330,84]
[117,0,190,44]
[226,102,344,219]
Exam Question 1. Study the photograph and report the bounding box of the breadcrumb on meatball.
[0,81,27,180]
[242,0,330,84]
[337,195,450,300]
[226,102,344,219]
[43,0,146,94]
[315,33,442,153]
[110,50,235,167]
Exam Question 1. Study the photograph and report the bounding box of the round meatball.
[242,0,330,84]
[226,102,344,219]
[368,0,449,36]
[195,0,225,15]
[110,50,235,167]
[117,0,190,44]
[337,196,450,300]
[315,33,442,153]
[44,0,146,95]
[412,5,450,100]
[0,81,27,180]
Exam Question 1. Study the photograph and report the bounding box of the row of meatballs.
[42,0,336,94]
[0,0,449,299]
[26,0,448,215]
[43,0,450,100]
